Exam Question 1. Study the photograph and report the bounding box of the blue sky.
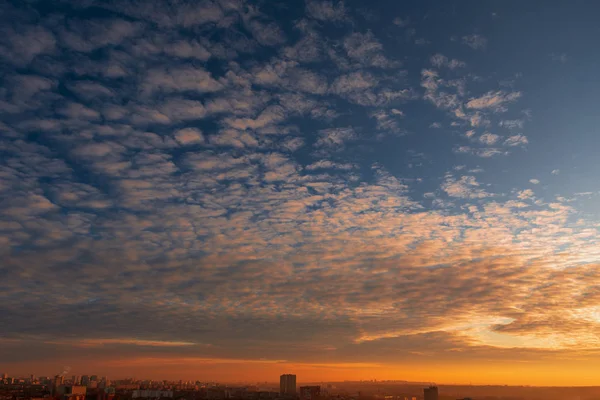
[2,0,600,384]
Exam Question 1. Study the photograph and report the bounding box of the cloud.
[551,53,568,63]
[462,34,487,50]
[11,75,57,98]
[0,26,56,65]
[68,81,115,100]
[343,32,399,68]
[330,71,412,107]
[280,137,305,152]
[468,113,487,127]
[466,91,522,111]
[314,127,358,148]
[50,183,112,210]
[246,19,287,47]
[58,102,102,121]
[442,175,491,199]
[73,142,123,158]
[392,17,410,27]
[370,110,404,137]
[104,1,228,28]
[52,338,198,348]
[142,66,224,94]
[224,105,287,131]
[499,119,525,130]
[430,53,466,69]
[331,71,378,94]
[282,29,323,63]
[306,1,348,22]
[252,61,328,94]
[174,128,205,146]
[421,69,462,111]
[163,39,212,61]
[479,132,500,145]
[158,98,208,121]
[504,134,528,147]
[305,160,356,171]
[59,19,143,52]
[455,146,507,158]
[209,129,259,148]
[518,189,535,200]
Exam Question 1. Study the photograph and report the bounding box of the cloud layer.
[1,0,599,384]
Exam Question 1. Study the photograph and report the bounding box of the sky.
[1,0,600,386]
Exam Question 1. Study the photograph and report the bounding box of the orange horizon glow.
[5,355,600,387]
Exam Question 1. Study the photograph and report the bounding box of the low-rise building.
[132,390,174,399]
[299,386,321,400]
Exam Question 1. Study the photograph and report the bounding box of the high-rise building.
[279,374,296,396]
[90,375,98,382]
[424,386,438,400]
[52,375,65,395]
[81,376,90,386]
[99,377,109,389]
[299,386,320,400]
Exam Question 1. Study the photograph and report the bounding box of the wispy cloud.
[550,53,568,63]
[466,91,521,111]
[430,53,466,69]
[462,34,487,50]
[306,0,348,22]
[52,339,198,348]
[504,134,529,147]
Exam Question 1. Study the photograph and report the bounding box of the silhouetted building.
[52,375,65,396]
[81,376,90,386]
[132,390,173,398]
[115,384,139,390]
[424,386,438,400]
[279,375,296,396]
[57,384,86,400]
[205,389,225,400]
[299,386,320,400]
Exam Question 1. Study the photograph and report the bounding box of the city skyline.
[2,0,600,387]
[6,371,600,400]
[4,371,600,388]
